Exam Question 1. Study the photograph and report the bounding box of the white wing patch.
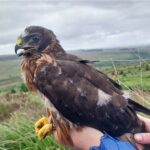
[97,89,111,106]
[123,91,130,99]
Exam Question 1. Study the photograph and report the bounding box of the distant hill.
[69,46,150,60]
[68,46,150,67]
[0,45,150,61]
[0,55,19,61]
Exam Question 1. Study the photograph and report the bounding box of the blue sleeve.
[89,134,137,150]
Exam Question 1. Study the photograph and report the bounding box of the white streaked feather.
[123,91,130,99]
[97,89,111,106]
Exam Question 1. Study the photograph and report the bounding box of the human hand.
[52,115,150,149]
[134,115,150,144]
[53,126,102,150]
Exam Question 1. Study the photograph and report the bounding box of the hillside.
[69,47,150,67]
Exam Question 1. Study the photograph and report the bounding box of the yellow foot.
[35,117,49,133]
[38,124,52,140]
[34,117,53,140]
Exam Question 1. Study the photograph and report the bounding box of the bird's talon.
[38,124,53,140]
[35,117,49,133]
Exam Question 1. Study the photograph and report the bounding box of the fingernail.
[134,134,143,142]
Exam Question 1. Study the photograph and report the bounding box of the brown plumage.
[21,53,74,146]
[15,26,150,150]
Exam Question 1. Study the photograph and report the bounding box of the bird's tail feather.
[128,99,150,115]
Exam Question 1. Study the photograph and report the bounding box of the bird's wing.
[56,53,122,90]
[96,70,122,90]
[35,59,145,136]
[56,53,97,64]
[55,53,150,114]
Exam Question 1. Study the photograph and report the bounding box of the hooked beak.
[15,37,35,57]
[15,45,23,56]
[15,36,24,56]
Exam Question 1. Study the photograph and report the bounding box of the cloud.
[0,0,150,54]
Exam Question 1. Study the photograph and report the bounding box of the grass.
[0,93,69,150]
[0,60,20,80]
[101,62,150,91]
[0,113,68,150]
[0,59,21,89]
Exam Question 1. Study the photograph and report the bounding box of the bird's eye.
[31,35,40,43]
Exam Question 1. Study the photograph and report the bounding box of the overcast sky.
[0,0,150,55]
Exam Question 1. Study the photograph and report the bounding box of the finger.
[134,133,150,144]
[137,115,150,123]
[137,115,150,131]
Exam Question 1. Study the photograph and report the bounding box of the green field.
[101,63,150,91]
[0,48,150,150]
[0,93,68,150]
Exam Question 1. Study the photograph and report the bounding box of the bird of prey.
[15,26,150,150]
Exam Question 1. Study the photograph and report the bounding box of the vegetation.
[101,62,150,91]
[0,48,149,149]
[0,93,69,150]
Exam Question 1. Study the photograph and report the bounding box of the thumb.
[134,133,150,144]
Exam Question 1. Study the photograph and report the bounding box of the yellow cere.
[16,37,23,45]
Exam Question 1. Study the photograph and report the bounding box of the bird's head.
[15,26,61,57]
